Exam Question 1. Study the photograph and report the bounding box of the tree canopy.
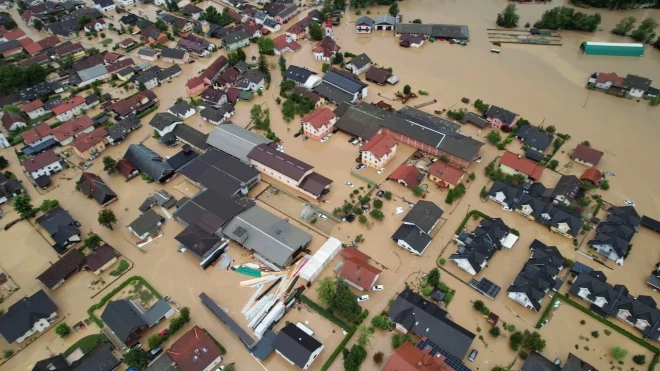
[257,37,275,55]
[200,6,233,25]
[611,16,636,36]
[570,0,656,9]
[13,194,36,219]
[124,349,149,368]
[630,17,658,43]
[309,21,324,41]
[98,209,117,230]
[534,7,601,32]
[497,4,520,28]
[388,2,399,17]
[0,64,48,96]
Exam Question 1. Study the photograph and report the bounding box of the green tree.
[522,330,546,352]
[356,324,374,346]
[490,326,501,337]
[358,215,368,224]
[403,84,411,95]
[278,54,286,73]
[547,159,559,170]
[600,180,610,190]
[371,315,390,330]
[633,354,646,365]
[333,0,346,10]
[343,344,367,371]
[369,209,384,221]
[98,209,117,230]
[511,173,526,186]
[612,16,636,36]
[258,55,271,82]
[412,186,424,197]
[373,199,383,209]
[333,278,361,322]
[0,156,8,170]
[55,323,71,338]
[39,199,60,213]
[103,156,118,175]
[510,331,524,350]
[3,104,20,113]
[388,2,399,17]
[155,19,168,31]
[631,17,658,43]
[492,367,509,371]
[124,348,149,369]
[138,81,146,91]
[426,268,440,288]
[486,130,502,145]
[611,346,628,360]
[316,276,336,307]
[34,18,44,31]
[322,63,330,73]
[13,194,36,219]
[534,7,601,32]
[77,16,92,30]
[308,21,324,41]
[473,300,485,311]
[257,37,275,55]
[83,233,102,250]
[166,0,179,11]
[496,4,519,28]
[281,99,295,121]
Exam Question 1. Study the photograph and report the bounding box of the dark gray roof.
[174,190,253,235]
[461,112,489,128]
[388,289,474,359]
[134,67,160,85]
[93,0,114,7]
[146,353,182,371]
[37,249,85,289]
[123,144,174,182]
[391,224,432,254]
[322,70,367,94]
[274,323,323,369]
[251,330,277,361]
[623,74,652,91]
[398,106,461,132]
[33,355,69,371]
[128,209,164,237]
[515,125,552,151]
[179,149,258,197]
[168,101,195,117]
[374,14,395,25]
[101,300,146,343]
[78,173,117,205]
[284,65,316,84]
[356,16,374,26]
[0,290,58,343]
[550,175,580,203]
[0,39,21,53]
[70,344,120,371]
[333,103,382,140]
[198,292,255,348]
[224,30,249,44]
[175,224,223,259]
[313,81,354,104]
[521,351,560,371]
[149,112,181,131]
[485,105,517,126]
[161,47,186,60]
[526,149,544,162]
[158,64,183,81]
[347,53,371,70]
[200,104,234,123]
[394,23,470,39]
[167,146,199,171]
[172,124,209,151]
[562,353,597,371]
[402,200,443,234]
[242,69,266,83]
[247,143,312,181]
[35,206,80,253]
[138,48,157,57]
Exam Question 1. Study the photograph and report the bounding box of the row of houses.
[185,54,265,96]
[588,71,657,99]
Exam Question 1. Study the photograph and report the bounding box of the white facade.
[250,160,309,186]
[93,2,115,12]
[4,120,27,132]
[596,80,614,90]
[26,107,46,120]
[116,0,134,5]
[154,121,181,138]
[451,257,480,276]
[0,132,10,148]
[627,88,645,98]
[361,145,396,169]
[15,312,57,343]
[58,125,94,146]
[313,51,334,62]
[168,107,196,119]
[55,103,87,122]
[577,287,608,308]
[28,160,63,179]
[395,239,427,256]
[590,243,623,264]
[345,61,371,76]
[508,292,536,311]
[141,77,159,90]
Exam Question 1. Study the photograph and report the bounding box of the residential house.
[515,125,552,152]
[52,96,87,122]
[339,248,381,291]
[499,151,544,180]
[22,100,47,120]
[389,289,475,359]
[571,143,603,167]
[71,127,108,159]
[374,14,396,30]
[128,209,165,239]
[286,16,310,41]
[149,112,182,138]
[313,36,340,61]
[117,158,139,179]
[0,172,25,205]
[123,144,174,182]
[381,342,459,371]
[235,69,266,92]
[158,64,183,83]
[171,125,209,153]
[223,30,250,51]
[84,19,107,32]
[177,39,211,57]
[0,132,7,149]
[175,223,227,268]
[200,104,235,125]
[181,4,203,19]
[450,218,518,275]
[1,111,27,132]
[355,16,373,33]
[365,67,398,85]
[168,101,196,119]
[167,326,224,371]
[116,0,134,5]
[264,2,297,24]
[248,143,332,199]
[313,69,368,104]
[19,81,64,102]
[391,201,443,256]
[137,48,159,61]
[186,76,206,96]
[78,172,117,205]
[85,94,100,108]
[507,239,565,311]
[291,87,324,108]
[200,88,228,107]
[273,34,301,55]
[201,55,229,85]
[595,72,624,91]
[394,23,470,41]
[399,34,425,48]
[52,115,94,146]
[284,65,319,89]
[345,53,371,76]
[588,206,640,264]
[550,175,581,206]
[101,298,173,346]
[360,133,397,169]
[36,206,81,253]
[0,39,24,57]
[214,67,242,89]
[161,47,190,64]
[274,323,324,370]
[581,168,602,186]
[0,290,57,344]
[205,123,271,163]
[387,165,424,189]
[623,74,652,98]
[106,116,141,145]
[106,90,158,119]
[485,105,517,130]
[301,107,336,140]
[119,38,137,50]
[36,249,85,290]
[21,149,63,180]
[428,162,465,189]
[133,67,160,90]
[85,244,118,275]
[92,0,114,11]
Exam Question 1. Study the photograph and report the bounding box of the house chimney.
[418,230,423,238]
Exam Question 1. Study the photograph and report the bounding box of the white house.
[360,133,397,169]
[1,112,27,132]
[355,16,374,33]
[0,132,9,148]
[0,290,58,344]
[21,150,63,180]
[22,100,47,120]
[116,0,134,6]
[235,70,265,92]
[92,0,115,12]
[52,96,87,122]
[84,19,107,33]
[167,101,197,119]
[623,74,652,99]
[149,113,182,138]
[345,53,371,76]
[274,323,324,370]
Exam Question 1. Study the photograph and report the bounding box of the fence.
[350,171,378,187]
[267,184,342,223]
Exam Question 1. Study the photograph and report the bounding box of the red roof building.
[313,36,340,60]
[580,167,602,186]
[301,107,336,140]
[22,99,44,114]
[21,122,53,145]
[51,96,86,116]
[52,115,94,143]
[339,248,381,291]
[71,127,108,157]
[103,52,122,63]
[21,149,59,173]
[117,158,139,179]
[388,165,423,189]
[22,41,43,54]
[186,76,206,96]
[226,87,240,103]
[382,342,456,371]
[167,326,223,371]
[1,28,26,40]
[571,144,604,167]
[428,162,466,188]
[106,58,134,74]
[107,90,157,118]
[286,16,311,40]
[202,55,229,85]
[37,36,61,49]
[1,111,26,131]
[596,72,624,87]
[272,34,301,54]
[360,133,397,169]
[500,151,544,180]
[18,37,33,48]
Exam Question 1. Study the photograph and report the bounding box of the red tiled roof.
[22,99,44,113]
[106,58,134,74]
[21,122,52,145]
[19,53,49,67]
[580,167,602,185]
[2,28,26,40]
[54,42,84,57]
[340,247,370,263]
[572,144,603,166]
[117,158,138,177]
[107,90,156,117]
[186,76,205,89]
[428,162,465,187]
[119,38,136,46]
[37,36,61,49]
[301,107,335,129]
[51,96,85,116]
[596,72,624,86]
[360,133,396,159]
[52,115,94,141]
[18,37,33,47]
[103,52,122,62]
[21,149,59,173]
[167,326,223,371]
[272,34,301,52]
[71,127,108,152]
[382,342,455,371]
[226,87,240,102]
[287,16,310,34]
[202,55,229,82]
[500,151,544,179]
[340,257,381,291]
[1,112,25,130]
[388,165,422,188]
[22,41,43,54]
[313,36,340,55]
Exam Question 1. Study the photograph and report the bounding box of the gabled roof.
[149,112,181,131]
[388,165,423,188]
[360,132,396,159]
[322,69,366,94]
[22,149,60,173]
[129,209,164,238]
[340,257,381,290]
[179,149,258,197]
[52,115,94,141]
[123,144,174,182]
[78,172,117,205]
[403,201,444,234]
[1,111,25,130]
[391,224,432,254]
[201,55,229,83]
[247,143,312,181]
[313,36,340,57]
[37,249,85,289]
[21,123,52,145]
[206,123,272,163]
[0,290,58,343]
[173,189,253,235]
[301,107,335,129]
[347,53,371,70]
[32,355,69,371]
[382,342,455,371]
[500,151,544,179]
[167,326,223,371]
[485,105,517,126]
[623,74,652,91]
[175,223,222,259]
[428,162,465,187]
[374,14,395,25]
[580,167,602,185]
[550,175,580,202]
[71,127,108,153]
[515,125,552,151]
[172,124,209,151]
[85,244,118,271]
[101,300,147,342]
[596,72,624,86]
[365,67,392,84]
[161,47,186,60]
[355,16,374,26]
[572,143,603,165]
[274,323,323,369]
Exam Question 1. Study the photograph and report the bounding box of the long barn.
[580,42,644,57]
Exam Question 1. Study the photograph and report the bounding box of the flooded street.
[1,0,660,370]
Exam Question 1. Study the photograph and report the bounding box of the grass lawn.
[62,333,111,357]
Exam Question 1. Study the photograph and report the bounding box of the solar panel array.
[416,338,472,371]
[469,278,501,299]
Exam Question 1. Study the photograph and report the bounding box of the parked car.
[554,358,562,366]
[321,136,329,143]
[468,349,478,362]
[624,200,635,206]
[130,342,142,350]
[148,347,162,361]
[348,137,357,143]
[502,205,512,211]
[356,163,366,170]
[83,162,93,170]
[319,214,328,220]
[345,181,354,187]
[377,168,385,174]
[276,145,284,153]
[373,285,384,291]
[345,214,356,222]
[303,136,309,142]
[476,156,482,163]
[357,295,369,302]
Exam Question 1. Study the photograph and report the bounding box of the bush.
[473,300,485,311]
[591,330,599,338]
[422,286,432,296]
[55,322,71,338]
[373,351,384,363]
[580,319,586,325]
[490,326,501,337]
[373,199,383,209]
[439,258,446,265]
[633,354,646,365]
[392,334,403,349]
[369,209,384,221]
[510,331,523,351]
[412,186,424,197]
[611,346,628,360]
[371,315,391,330]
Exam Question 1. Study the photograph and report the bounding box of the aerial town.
[0,0,658,370]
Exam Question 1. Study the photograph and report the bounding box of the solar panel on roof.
[469,278,501,299]
[416,338,472,371]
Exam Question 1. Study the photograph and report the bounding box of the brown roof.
[22,41,43,54]
[287,16,310,34]
[19,53,49,67]
[107,90,156,117]
[1,111,25,130]
[382,342,455,371]
[301,107,335,129]
[596,72,624,86]
[103,52,122,62]
[106,58,134,74]
[340,257,381,291]
[21,149,59,173]
[247,143,312,181]
[119,38,136,46]
[54,42,83,57]
[388,165,422,188]
[340,247,370,263]
[428,162,465,186]
[117,158,138,177]
[51,96,85,115]
[272,34,301,52]
[580,167,602,185]
[22,99,44,113]
[201,55,229,83]
[85,244,118,271]
[186,76,205,89]
[52,115,94,141]
[2,28,26,40]
[216,68,241,85]
[500,151,544,179]
[313,36,340,57]
[167,326,223,371]
[71,127,108,152]
[36,249,85,289]
[37,36,61,49]
[366,67,392,84]
[21,122,52,145]
[572,144,603,166]
[360,133,396,159]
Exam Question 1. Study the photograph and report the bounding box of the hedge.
[87,276,162,328]
[136,104,159,119]
[556,293,660,353]
[649,353,660,371]
[455,210,492,235]
[299,295,351,331]
[320,310,369,371]
[593,199,604,216]
[535,297,558,329]
[202,328,227,354]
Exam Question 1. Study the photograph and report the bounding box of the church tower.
[325,14,333,39]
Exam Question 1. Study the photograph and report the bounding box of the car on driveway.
[502,205,512,211]
[377,168,385,174]
[373,285,384,291]
[468,349,478,362]
[348,137,357,143]
[319,214,328,220]
[356,164,366,170]
[344,214,356,222]
[624,200,635,206]
[345,181,354,187]
[357,295,369,302]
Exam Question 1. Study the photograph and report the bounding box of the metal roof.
[206,123,272,163]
